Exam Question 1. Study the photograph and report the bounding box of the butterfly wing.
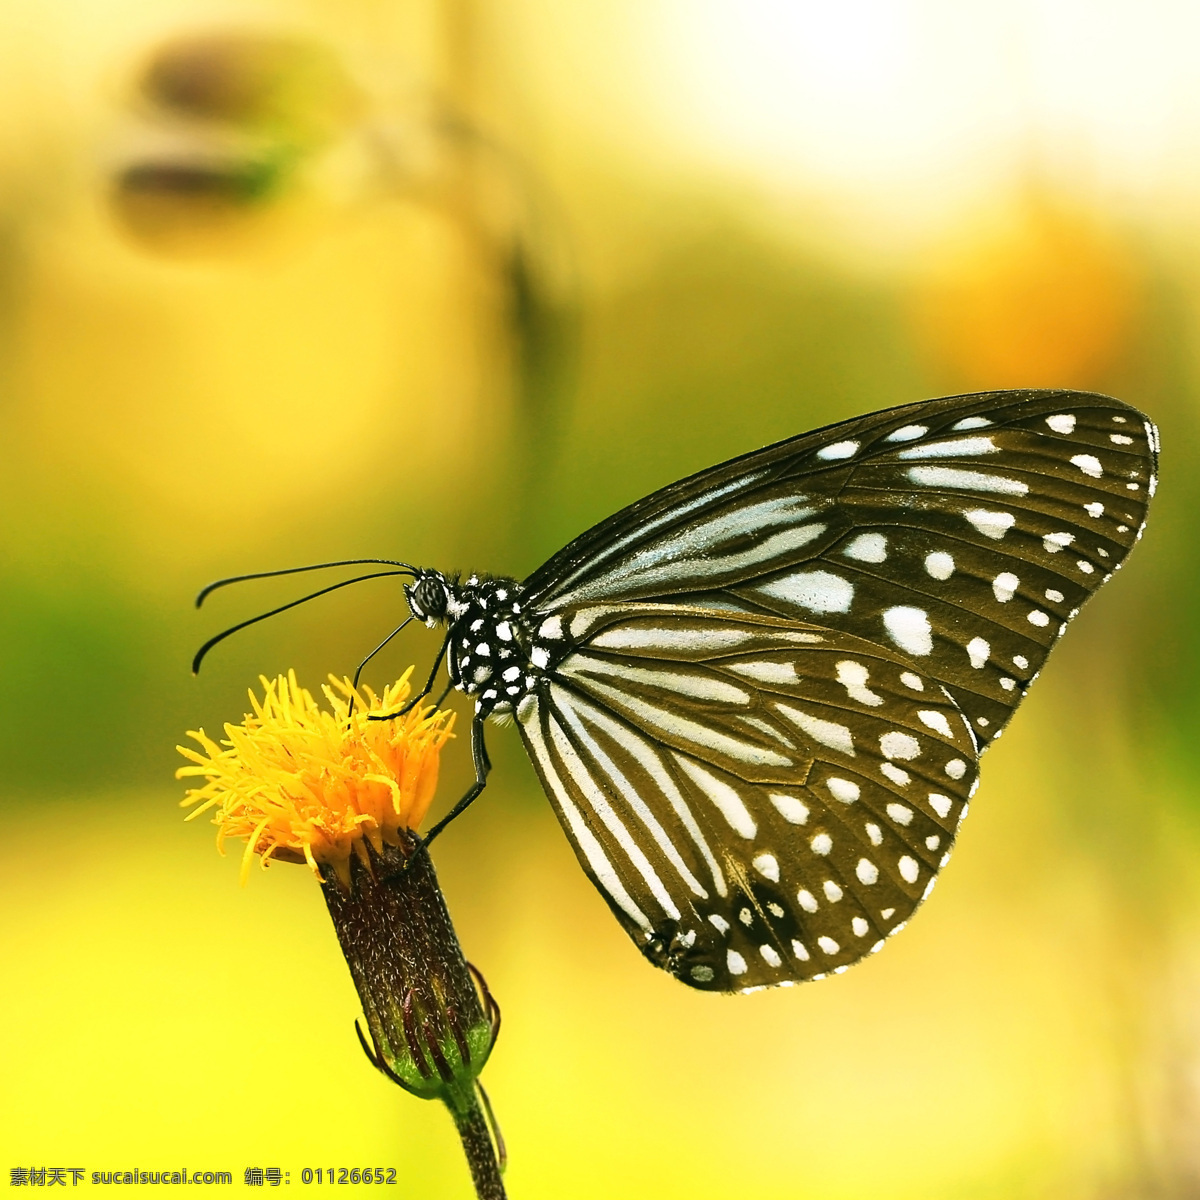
[523,390,1158,746]
[517,605,980,991]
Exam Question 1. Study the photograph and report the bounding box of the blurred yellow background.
[3,1,1199,1196]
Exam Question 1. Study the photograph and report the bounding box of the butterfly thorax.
[406,570,557,717]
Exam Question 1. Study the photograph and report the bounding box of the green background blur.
[4,2,1200,1197]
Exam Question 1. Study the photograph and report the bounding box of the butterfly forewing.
[523,390,1157,746]
[517,606,980,990]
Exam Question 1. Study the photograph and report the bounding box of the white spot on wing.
[842,532,888,562]
[918,710,954,738]
[1084,502,1105,518]
[674,756,758,838]
[899,855,920,883]
[992,572,1019,602]
[727,950,748,975]
[770,793,809,824]
[924,551,955,580]
[856,858,879,884]
[1027,610,1051,627]
[1071,454,1103,478]
[900,671,924,691]
[881,762,910,786]
[852,917,870,937]
[883,606,933,655]
[775,703,856,756]
[928,793,953,818]
[886,424,927,441]
[797,889,818,913]
[817,440,859,460]
[817,936,840,954]
[758,570,855,614]
[880,731,921,760]
[565,655,749,706]
[1046,413,1077,434]
[1043,531,1074,553]
[966,636,990,668]
[752,853,780,882]
[952,416,992,430]
[811,833,833,855]
[898,436,997,459]
[590,625,754,653]
[965,509,1016,539]
[826,778,861,804]
[835,659,884,706]
[538,615,563,639]
[945,758,967,780]
[727,660,797,686]
[887,802,913,826]
[760,944,782,967]
[907,466,1028,495]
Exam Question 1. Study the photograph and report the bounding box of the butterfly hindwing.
[517,606,980,991]
[523,390,1157,746]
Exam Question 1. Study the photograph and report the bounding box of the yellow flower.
[177,669,454,888]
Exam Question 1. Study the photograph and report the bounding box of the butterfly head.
[404,570,459,628]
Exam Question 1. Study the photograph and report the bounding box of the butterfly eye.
[408,575,449,621]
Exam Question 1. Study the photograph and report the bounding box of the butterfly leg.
[368,634,451,721]
[420,716,492,847]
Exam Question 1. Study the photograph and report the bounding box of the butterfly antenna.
[192,569,413,674]
[196,559,416,608]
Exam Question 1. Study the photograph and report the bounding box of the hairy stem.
[453,1094,506,1200]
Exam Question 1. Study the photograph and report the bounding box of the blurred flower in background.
[113,30,367,253]
[3,1,1200,1197]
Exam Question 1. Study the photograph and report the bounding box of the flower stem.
[453,1094,507,1200]
[321,834,505,1197]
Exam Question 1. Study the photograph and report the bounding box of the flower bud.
[322,833,499,1116]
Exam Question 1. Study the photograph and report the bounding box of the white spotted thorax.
[403,391,1157,994]
[404,571,554,718]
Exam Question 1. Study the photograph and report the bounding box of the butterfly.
[197,389,1158,993]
